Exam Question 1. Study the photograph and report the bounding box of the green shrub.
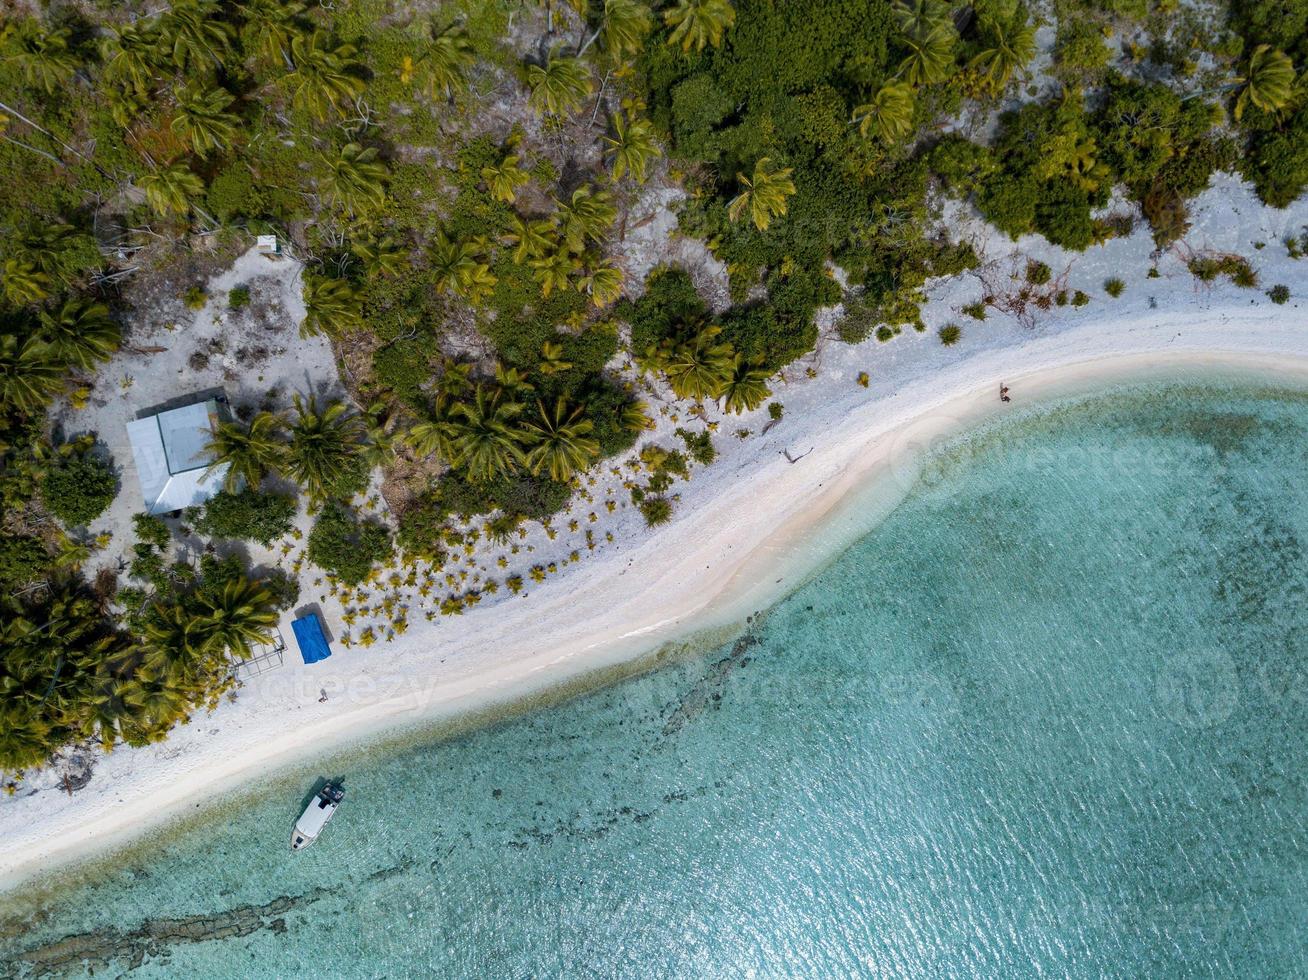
[415,470,573,524]
[132,513,171,549]
[1104,277,1125,297]
[372,339,433,406]
[836,296,876,343]
[129,545,169,592]
[928,137,998,196]
[1243,107,1308,209]
[962,302,987,320]
[1026,260,1052,285]
[1187,254,1256,286]
[718,299,819,374]
[306,503,394,586]
[619,267,707,354]
[190,489,297,546]
[184,285,207,310]
[0,535,49,588]
[639,496,673,527]
[207,165,264,222]
[768,402,784,421]
[228,285,251,309]
[1268,284,1291,304]
[938,323,962,346]
[259,568,301,611]
[567,376,640,459]
[676,428,717,465]
[1054,18,1112,78]
[1072,290,1091,307]
[42,452,116,527]
[395,496,450,562]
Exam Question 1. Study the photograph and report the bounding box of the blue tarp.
[292,613,332,665]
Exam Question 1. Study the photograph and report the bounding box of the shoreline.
[3,306,1307,893]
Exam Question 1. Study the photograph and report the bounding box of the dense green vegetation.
[0,0,1304,772]
[39,438,117,528]
[307,502,394,586]
[188,488,297,546]
[0,557,276,771]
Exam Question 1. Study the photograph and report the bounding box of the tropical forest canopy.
[0,0,1305,772]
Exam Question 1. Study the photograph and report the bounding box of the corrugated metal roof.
[126,399,230,515]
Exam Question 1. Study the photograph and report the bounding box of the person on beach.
[1000,384,1011,403]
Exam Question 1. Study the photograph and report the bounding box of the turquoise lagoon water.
[4,377,1308,977]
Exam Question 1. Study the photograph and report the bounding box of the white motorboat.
[291,782,344,851]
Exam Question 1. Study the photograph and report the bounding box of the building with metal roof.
[125,397,229,515]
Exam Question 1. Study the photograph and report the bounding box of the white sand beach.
[2,173,1306,890]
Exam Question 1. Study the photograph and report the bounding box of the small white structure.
[126,398,229,515]
[256,234,280,256]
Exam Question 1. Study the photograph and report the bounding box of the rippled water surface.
[5,378,1308,978]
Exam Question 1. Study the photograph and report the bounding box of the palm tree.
[6,21,79,94]
[430,231,496,303]
[433,356,474,398]
[319,142,390,215]
[37,298,121,371]
[302,275,363,337]
[101,23,161,97]
[204,411,286,491]
[968,15,1036,88]
[556,185,616,251]
[662,327,735,400]
[893,0,954,37]
[420,23,476,101]
[107,86,150,130]
[481,154,530,203]
[494,364,536,398]
[538,340,574,375]
[529,247,580,297]
[663,0,736,53]
[504,215,556,263]
[196,577,277,661]
[285,395,367,502]
[579,0,655,60]
[728,157,797,232]
[3,257,52,306]
[523,397,599,482]
[170,83,241,156]
[1235,45,1296,120]
[622,399,656,433]
[139,162,205,218]
[241,0,308,67]
[853,81,916,144]
[285,32,366,121]
[15,222,80,279]
[450,387,527,482]
[0,335,64,415]
[406,395,461,461]
[142,604,217,685]
[718,354,772,414]
[605,110,662,183]
[526,52,593,117]
[350,234,407,278]
[360,400,401,467]
[160,0,235,70]
[897,22,956,85]
[579,261,624,307]
[118,675,191,740]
